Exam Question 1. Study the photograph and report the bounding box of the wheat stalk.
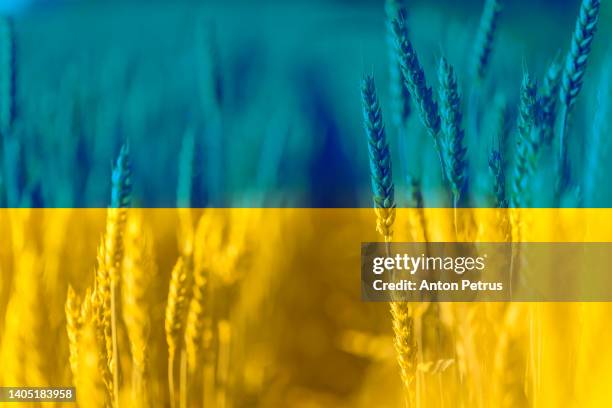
[361,74,416,407]
[177,128,196,256]
[406,176,429,243]
[493,304,528,407]
[103,144,132,408]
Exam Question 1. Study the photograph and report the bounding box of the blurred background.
[0,0,610,207]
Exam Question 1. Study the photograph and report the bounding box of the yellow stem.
[168,353,176,408]
[110,282,120,408]
[180,349,188,408]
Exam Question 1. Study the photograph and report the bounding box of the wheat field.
[1,0,612,407]
[2,204,612,407]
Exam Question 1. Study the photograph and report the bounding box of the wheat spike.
[89,283,115,404]
[471,0,502,81]
[537,58,561,147]
[558,0,601,178]
[77,302,113,408]
[391,302,418,407]
[93,239,113,373]
[559,0,601,113]
[165,256,192,408]
[122,212,156,407]
[184,215,212,372]
[65,285,82,386]
[165,257,192,361]
[489,95,510,212]
[106,144,132,280]
[361,75,395,241]
[392,11,446,177]
[510,73,538,208]
[385,0,411,129]
[438,56,468,206]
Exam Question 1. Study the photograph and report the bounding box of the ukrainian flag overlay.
[1,1,612,407]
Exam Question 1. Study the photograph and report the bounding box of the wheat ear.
[385,0,411,129]
[489,96,508,210]
[510,73,538,208]
[76,291,113,408]
[65,285,82,386]
[438,56,468,208]
[392,12,445,178]
[537,58,561,147]
[122,212,156,407]
[93,240,112,376]
[470,0,502,82]
[391,302,418,408]
[89,281,115,404]
[489,141,510,241]
[184,216,211,373]
[361,75,395,241]
[165,257,192,408]
[558,0,601,171]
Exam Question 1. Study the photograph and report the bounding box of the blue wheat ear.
[489,150,507,208]
[391,12,445,177]
[510,74,538,208]
[559,0,601,162]
[361,75,396,240]
[489,95,509,208]
[537,58,561,147]
[471,0,502,82]
[110,144,132,209]
[385,0,411,129]
[438,57,468,206]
